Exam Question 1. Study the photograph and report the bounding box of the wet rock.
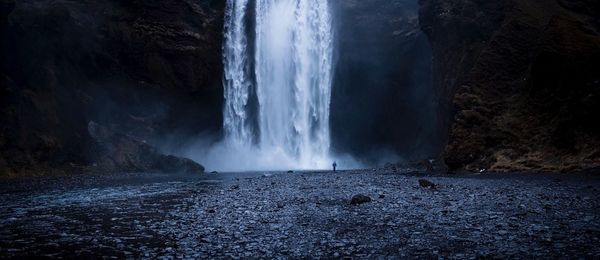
[418,179,436,188]
[350,194,372,205]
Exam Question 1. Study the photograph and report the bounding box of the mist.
[180,137,365,172]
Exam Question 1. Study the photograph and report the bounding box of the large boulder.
[88,122,204,174]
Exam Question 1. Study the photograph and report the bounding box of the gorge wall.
[419,0,600,171]
[331,0,441,162]
[3,0,598,175]
[2,0,440,175]
[1,0,225,175]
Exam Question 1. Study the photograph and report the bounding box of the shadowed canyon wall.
[1,0,224,175]
[331,0,441,163]
[419,0,600,171]
[2,0,598,174]
[1,0,440,174]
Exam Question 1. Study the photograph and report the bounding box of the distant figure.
[333,161,337,172]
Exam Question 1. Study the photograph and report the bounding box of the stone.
[418,179,436,188]
[350,194,372,205]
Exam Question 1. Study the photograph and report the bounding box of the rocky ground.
[1,169,599,258]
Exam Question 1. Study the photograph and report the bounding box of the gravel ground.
[0,169,599,258]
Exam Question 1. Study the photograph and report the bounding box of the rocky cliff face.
[332,0,441,162]
[5,0,596,174]
[1,0,225,175]
[2,0,439,174]
[420,0,600,171]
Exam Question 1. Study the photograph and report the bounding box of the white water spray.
[220,0,334,171]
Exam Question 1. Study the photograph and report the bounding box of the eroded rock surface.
[0,0,223,175]
[419,0,600,171]
[331,0,441,159]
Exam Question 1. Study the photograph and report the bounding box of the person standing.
[333,161,337,172]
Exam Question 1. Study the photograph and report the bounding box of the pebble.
[0,170,598,258]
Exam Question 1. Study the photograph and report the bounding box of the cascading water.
[221,0,334,170]
[223,0,252,145]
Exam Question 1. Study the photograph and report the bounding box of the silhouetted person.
[333,161,337,172]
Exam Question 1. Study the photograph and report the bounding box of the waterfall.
[223,0,252,145]
[222,0,334,170]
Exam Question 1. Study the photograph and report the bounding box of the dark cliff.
[332,0,441,162]
[1,0,225,175]
[4,0,597,174]
[2,0,439,174]
[419,0,600,171]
